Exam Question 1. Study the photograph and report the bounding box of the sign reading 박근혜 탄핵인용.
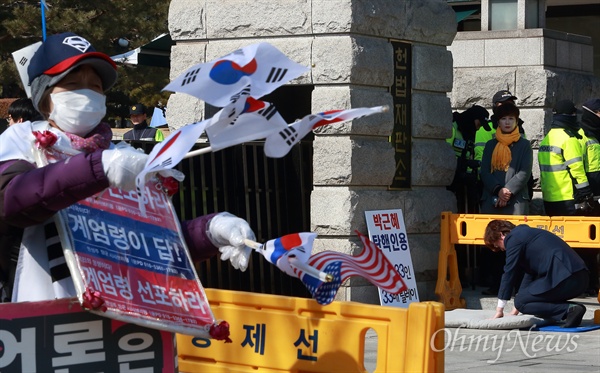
[365,209,419,307]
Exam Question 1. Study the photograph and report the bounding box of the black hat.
[582,98,600,113]
[492,90,518,104]
[494,103,520,119]
[553,100,578,115]
[465,105,489,123]
[129,104,146,115]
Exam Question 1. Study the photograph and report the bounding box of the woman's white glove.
[207,212,255,272]
[101,142,148,191]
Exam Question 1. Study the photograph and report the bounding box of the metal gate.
[133,139,313,298]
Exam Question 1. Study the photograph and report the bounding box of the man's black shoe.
[562,304,586,328]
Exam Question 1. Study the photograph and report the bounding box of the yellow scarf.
[491,126,520,172]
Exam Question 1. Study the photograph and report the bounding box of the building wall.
[166,0,458,302]
[546,14,600,77]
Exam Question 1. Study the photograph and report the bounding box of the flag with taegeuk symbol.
[297,231,406,305]
[258,232,316,278]
[135,119,210,215]
[205,91,287,151]
[263,106,388,158]
[163,42,309,107]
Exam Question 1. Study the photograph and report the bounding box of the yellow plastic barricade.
[177,289,445,372]
[435,212,600,313]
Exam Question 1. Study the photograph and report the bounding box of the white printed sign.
[365,209,419,308]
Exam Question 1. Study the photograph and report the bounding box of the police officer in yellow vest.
[539,99,598,296]
[580,98,600,215]
[539,100,594,215]
[446,105,489,213]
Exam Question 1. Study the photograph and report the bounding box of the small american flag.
[298,231,407,305]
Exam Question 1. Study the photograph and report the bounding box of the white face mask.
[49,89,107,136]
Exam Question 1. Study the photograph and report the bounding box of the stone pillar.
[167,0,458,302]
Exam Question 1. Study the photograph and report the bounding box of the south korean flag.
[135,119,210,215]
[205,96,287,151]
[264,106,389,158]
[163,42,309,107]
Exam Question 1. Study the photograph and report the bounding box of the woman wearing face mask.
[0,32,255,303]
[479,103,533,296]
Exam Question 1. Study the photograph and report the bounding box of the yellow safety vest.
[474,121,494,162]
[538,128,589,202]
[579,128,600,174]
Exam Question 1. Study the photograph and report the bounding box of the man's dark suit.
[499,225,588,319]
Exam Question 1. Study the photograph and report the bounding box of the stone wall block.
[313,0,455,46]
[519,108,547,144]
[312,188,454,236]
[412,45,454,92]
[451,68,516,108]
[412,93,453,139]
[313,136,394,186]
[485,38,542,67]
[312,137,352,185]
[205,0,311,38]
[402,0,457,46]
[569,42,582,71]
[166,94,205,130]
[515,68,551,107]
[311,86,394,136]
[311,187,355,235]
[311,237,356,256]
[545,69,600,107]
[348,1,408,39]
[582,45,593,73]
[168,0,206,40]
[403,188,456,233]
[556,40,570,69]
[543,38,557,67]
[411,139,456,187]
[169,42,207,79]
[312,188,408,236]
[312,0,353,34]
[449,40,485,67]
[312,36,393,86]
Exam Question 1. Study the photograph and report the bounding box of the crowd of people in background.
[447,91,600,302]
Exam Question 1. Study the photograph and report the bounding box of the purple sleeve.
[0,150,109,227]
[181,213,220,262]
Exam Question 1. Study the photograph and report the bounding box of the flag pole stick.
[41,0,47,41]
[183,146,213,159]
[288,257,334,283]
[243,239,333,282]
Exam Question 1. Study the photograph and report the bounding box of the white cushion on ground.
[445,309,550,329]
